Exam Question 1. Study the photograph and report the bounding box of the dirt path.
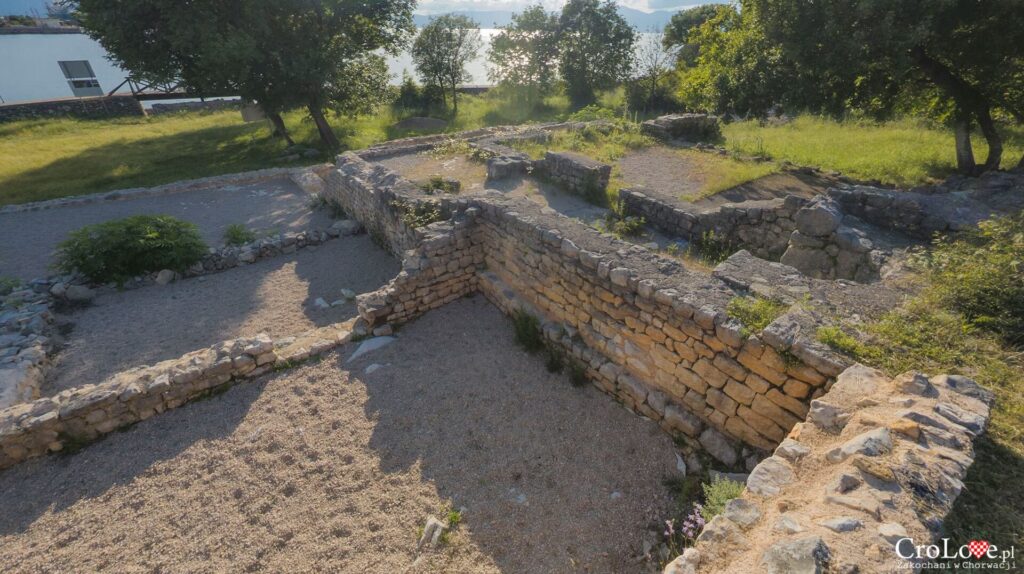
[0,177,331,281]
[618,147,838,210]
[44,235,399,395]
[0,297,679,573]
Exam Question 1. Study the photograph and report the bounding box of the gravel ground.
[0,297,679,573]
[0,177,331,281]
[44,235,399,396]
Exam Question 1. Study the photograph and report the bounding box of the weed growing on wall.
[512,309,544,353]
[727,296,789,337]
[223,224,256,246]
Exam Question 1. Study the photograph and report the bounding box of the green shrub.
[701,477,745,521]
[223,223,256,246]
[568,359,589,387]
[544,344,565,373]
[512,309,544,353]
[0,277,20,296]
[55,215,207,285]
[687,230,736,265]
[390,199,442,229]
[921,213,1024,347]
[727,296,789,336]
[420,175,460,195]
[600,202,646,238]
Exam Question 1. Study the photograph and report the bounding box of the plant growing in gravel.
[599,210,646,239]
[727,295,789,337]
[512,308,544,353]
[0,276,20,296]
[543,343,564,373]
[420,175,460,195]
[568,359,588,387]
[700,477,745,522]
[223,224,256,246]
[54,215,207,286]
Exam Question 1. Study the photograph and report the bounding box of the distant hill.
[413,6,678,30]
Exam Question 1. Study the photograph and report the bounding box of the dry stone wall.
[0,95,144,123]
[665,365,993,574]
[0,321,355,471]
[620,189,804,261]
[327,152,850,466]
[535,151,612,199]
[0,286,54,408]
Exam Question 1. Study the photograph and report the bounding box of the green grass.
[676,149,777,201]
[816,298,1024,554]
[0,91,578,206]
[727,295,789,336]
[723,115,1024,187]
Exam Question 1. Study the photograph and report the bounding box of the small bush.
[223,224,256,246]
[420,175,460,195]
[727,296,789,336]
[55,215,207,285]
[600,208,646,239]
[687,230,736,265]
[390,199,442,229]
[544,344,565,373]
[0,276,20,296]
[701,477,745,521]
[512,309,544,353]
[568,359,589,387]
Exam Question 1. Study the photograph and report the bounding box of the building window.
[58,60,103,97]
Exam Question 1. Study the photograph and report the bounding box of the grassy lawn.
[675,150,776,201]
[723,116,1024,187]
[0,92,573,206]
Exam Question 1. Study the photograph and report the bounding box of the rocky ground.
[0,177,331,281]
[0,297,680,573]
[43,235,399,396]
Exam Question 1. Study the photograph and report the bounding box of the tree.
[675,4,794,117]
[557,0,636,107]
[74,0,414,149]
[630,32,677,113]
[747,0,1024,174]
[487,5,560,103]
[412,14,482,115]
[662,4,721,66]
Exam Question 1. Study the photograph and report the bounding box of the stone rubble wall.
[535,151,612,199]
[327,153,849,466]
[620,189,804,261]
[827,184,986,240]
[780,197,885,282]
[0,286,54,409]
[641,113,722,143]
[665,365,993,574]
[0,321,356,472]
[0,95,145,123]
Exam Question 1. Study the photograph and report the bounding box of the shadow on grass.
[941,435,1024,559]
[0,121,316,206]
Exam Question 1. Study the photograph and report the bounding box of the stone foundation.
[325,153,849,465]
[0,95,144,123]
[536,151,612,200]
[666,365,992,574]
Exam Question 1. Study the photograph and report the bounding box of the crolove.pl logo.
[894,538,1017,570]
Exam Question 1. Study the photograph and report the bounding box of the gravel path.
[0,297,678,573]
[0,177,331,281]
[44,235,399,396]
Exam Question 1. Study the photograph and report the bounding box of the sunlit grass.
[722,115,1024,187]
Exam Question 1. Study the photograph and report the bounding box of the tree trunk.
[952,106,976,175]
[451,84,458,117]
[268,113,294,146]
[307,104,340,150]
[974,103,1003,172]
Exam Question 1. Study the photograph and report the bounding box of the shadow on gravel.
[353,296,678,573]
[0,378,264,536]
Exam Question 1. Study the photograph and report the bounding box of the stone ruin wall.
[535,151,612,198]
[0,95,145,123]
[666,365,993,574]
[325,152,848,466]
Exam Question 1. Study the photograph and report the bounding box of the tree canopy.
[412,14,483,115]
[487,5,560,103]
[661,4,722,66]
[557,0,636,107]
[674,0,1024,173]
[74,0,414,149]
